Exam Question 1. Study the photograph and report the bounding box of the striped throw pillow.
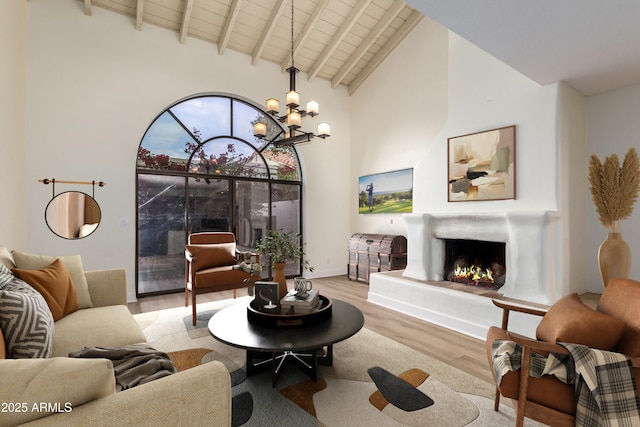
[0,264,12,289]
[0,278,54,358]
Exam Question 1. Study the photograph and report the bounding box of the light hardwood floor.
[129,275,496,384]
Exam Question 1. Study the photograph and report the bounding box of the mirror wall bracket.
[39,179,106,198]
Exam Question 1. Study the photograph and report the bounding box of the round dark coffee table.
[208,298,364,386]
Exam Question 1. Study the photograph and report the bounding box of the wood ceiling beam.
[179,0,194,43]
[135,0,144,30]
[348,10,423,95]
[331,0,405,89]
[307,0,372,82]
[84,0,92,16]
[280,0,329,73]
[218,0,243,55]
[251,0,288,66]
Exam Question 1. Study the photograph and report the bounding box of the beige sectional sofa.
[0,248,231,426]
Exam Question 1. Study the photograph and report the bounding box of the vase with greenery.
[256,229,314,299]
[588,147,640,287]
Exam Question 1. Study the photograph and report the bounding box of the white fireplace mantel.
[403,211,561,304]
[367,211,563,339]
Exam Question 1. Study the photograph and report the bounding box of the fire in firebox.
[446,254,506,289]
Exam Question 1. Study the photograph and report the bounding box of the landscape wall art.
[358,168,413,214]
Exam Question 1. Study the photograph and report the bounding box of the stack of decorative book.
[280,289,321,314]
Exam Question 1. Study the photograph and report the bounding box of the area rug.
[134,298,543,426]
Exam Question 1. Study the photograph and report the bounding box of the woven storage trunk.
[347,233,407,282]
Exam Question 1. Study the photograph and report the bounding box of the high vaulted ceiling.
[80,0,424,95]
[407,0,640,96]
[78,0,640,97]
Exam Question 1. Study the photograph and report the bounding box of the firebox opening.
[443,239,506,290]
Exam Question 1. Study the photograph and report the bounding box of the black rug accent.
[367,366,434,411]
[232,392,253,427]
[230,368,247,387]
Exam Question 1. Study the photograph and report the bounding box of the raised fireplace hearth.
[368,211,562,339]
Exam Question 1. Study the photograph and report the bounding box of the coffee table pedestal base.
[246,345,334,387]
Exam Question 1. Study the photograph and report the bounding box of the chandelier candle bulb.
[266,98,279,115]
[286,90,299,108]
[306,100,319,116]
[287,111,301,129]
[317,122,331,137]
[254,122,267,138]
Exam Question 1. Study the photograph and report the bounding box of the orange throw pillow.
[12,259,79,321]
[185,243,237,271]
[536,293,625,351]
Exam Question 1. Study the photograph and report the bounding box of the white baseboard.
[305,267,347,279]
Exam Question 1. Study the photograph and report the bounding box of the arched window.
[136,94,302,296]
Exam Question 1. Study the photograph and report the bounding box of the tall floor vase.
[273,262,288,300]
[598,232,632,288]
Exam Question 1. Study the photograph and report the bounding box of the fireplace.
[367,212,564,339]
[443,239,506,289]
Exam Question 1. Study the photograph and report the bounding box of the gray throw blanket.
[492,340,640,426]
[69,344,177,392]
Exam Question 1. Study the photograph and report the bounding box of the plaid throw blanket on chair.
[492,340,640,426]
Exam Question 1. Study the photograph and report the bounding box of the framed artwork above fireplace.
[448,125,516,202]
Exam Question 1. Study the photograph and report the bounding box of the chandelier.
[253,1,330,147]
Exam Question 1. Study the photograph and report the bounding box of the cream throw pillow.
[11,251,93,309]
[0,246,14,269]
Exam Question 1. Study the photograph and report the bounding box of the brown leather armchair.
[185,232,260,325]
[486,278,640,427]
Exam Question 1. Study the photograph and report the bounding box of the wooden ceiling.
[80,0,423,95]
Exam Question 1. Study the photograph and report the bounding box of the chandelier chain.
[290,0,295,70]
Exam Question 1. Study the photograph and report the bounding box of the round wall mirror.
[45,191,101,239]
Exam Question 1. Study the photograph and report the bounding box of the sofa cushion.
[186,243,237,271]
[597,278,640,356]
[0,246,14,269]
[52,305,147,357]
[0,357,115,427]
[0,278,54,358]
[191,265,257,290]
[12,259,79,321]
[11,250,93,309]
[536,293,625,350]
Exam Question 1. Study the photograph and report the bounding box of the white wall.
[350,23,588,298]
[586,84,640,292]
[0,1,27,249]
[350,17,449,238]
[25,0,351,300]
[414,33,560,214]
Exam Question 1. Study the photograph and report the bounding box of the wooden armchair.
[487,300,575,427]
[185,232,260,325]
[487,278,640,426]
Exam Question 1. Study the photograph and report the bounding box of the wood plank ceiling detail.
[80,0,423,95]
